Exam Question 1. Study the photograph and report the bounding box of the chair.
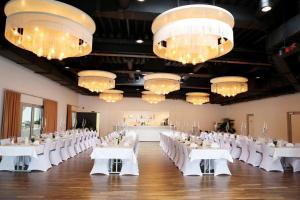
[68,137,77,157]
[80,135,86,151]
[259,144,283,172]
[231,138,241,159]
[181,145,202,176]
[239,139,249,162]
[28,142,52,172]
[61,139,70,161]
[50,140,63,165]
[75,136,82,154]
[0,139,16,171]
[247,141,262,167]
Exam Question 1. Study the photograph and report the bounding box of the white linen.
[0,144,44,158]
[273,147,300,160]
[189,148,233,162]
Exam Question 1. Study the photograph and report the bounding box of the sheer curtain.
[1,90,21,139]
[43,99,57,133]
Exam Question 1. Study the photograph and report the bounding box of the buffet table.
[127,126,171,141]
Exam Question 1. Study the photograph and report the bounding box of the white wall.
[0,55,78,131]
[223,93,300,140]
[78,95,225,136]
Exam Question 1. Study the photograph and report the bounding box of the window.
[21,104,43,138]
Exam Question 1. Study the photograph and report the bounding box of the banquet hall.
[0,0,300,199]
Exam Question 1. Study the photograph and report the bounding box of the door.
[287,112,300,143]
[246,114,254,136]
[21,104,43,138]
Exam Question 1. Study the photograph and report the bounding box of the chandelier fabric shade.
[142,91,165,104]
[186,92,210,105]
[4,0,96,60]
[151,5,234,65]
[210,76,248,97]
[78,70,116,93]
[144,73,181,95]
[99,90,123,103]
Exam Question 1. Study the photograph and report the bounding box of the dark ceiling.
[0,0,300,105]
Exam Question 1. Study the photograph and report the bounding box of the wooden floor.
[0,142,300,200]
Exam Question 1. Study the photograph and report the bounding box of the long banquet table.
[90,146,139,175]
[0,144,44,171]
[160,132,233,176]
[90,131,139,176]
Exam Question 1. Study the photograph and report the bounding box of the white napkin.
[211,142,220,148]
[33,141,40,145]
[123,142,130,147]
[190,143,198,148]
[101,142,108,146]
[267,143,275,147]
[286,143,294,147]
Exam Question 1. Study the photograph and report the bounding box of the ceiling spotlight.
[189,72,194,75]
[136,69,141,73]
[137,0,145,2]
[260,0,272,12]
[256,76,261,79]
[65,66,70,69]
[136,39,144,44]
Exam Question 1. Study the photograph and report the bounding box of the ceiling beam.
[266,14,300,51]
[95,0,266,30]
[272,55,300,91]
[90,52,271,66]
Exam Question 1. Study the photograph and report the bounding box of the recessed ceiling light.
[256,76,261,79]
[137,0,145,2]
[136,39,144,44]
[136,69,141,73]
[136,88,140,91]
[65,66,70,69]
[189,72,194,75]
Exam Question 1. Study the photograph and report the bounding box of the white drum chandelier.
[144,73,181,95]
[152,4,234,65]
[78,70,116,93]
[210,76,248,97]
[99,90,123,103]
[186,92,210,105]
[142,91,165,104]
[4,0,96,60]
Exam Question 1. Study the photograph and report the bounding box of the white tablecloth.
[189,148,233,163]
[0,144,44,158]
[91,147,137,163]
[273,147,300,159]
[90,145,139,175]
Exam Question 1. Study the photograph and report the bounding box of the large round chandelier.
[78,70,116,93]
[186,92,210,105]
[144,73,181,95]
[152,5,234,65]
[99,90,123,103]
[142,91,165,104]
[210,76,248,97]
[4,0,96,60]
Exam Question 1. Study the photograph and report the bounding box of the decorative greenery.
[217,118,236,133]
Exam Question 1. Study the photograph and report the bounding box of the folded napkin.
[190,143,198,148]
[267,143,275,147]
[286,143,294,147]
[123,142,130,147]
[101,142,108,146]
[33,141,40,145]
[211,142,220,148]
